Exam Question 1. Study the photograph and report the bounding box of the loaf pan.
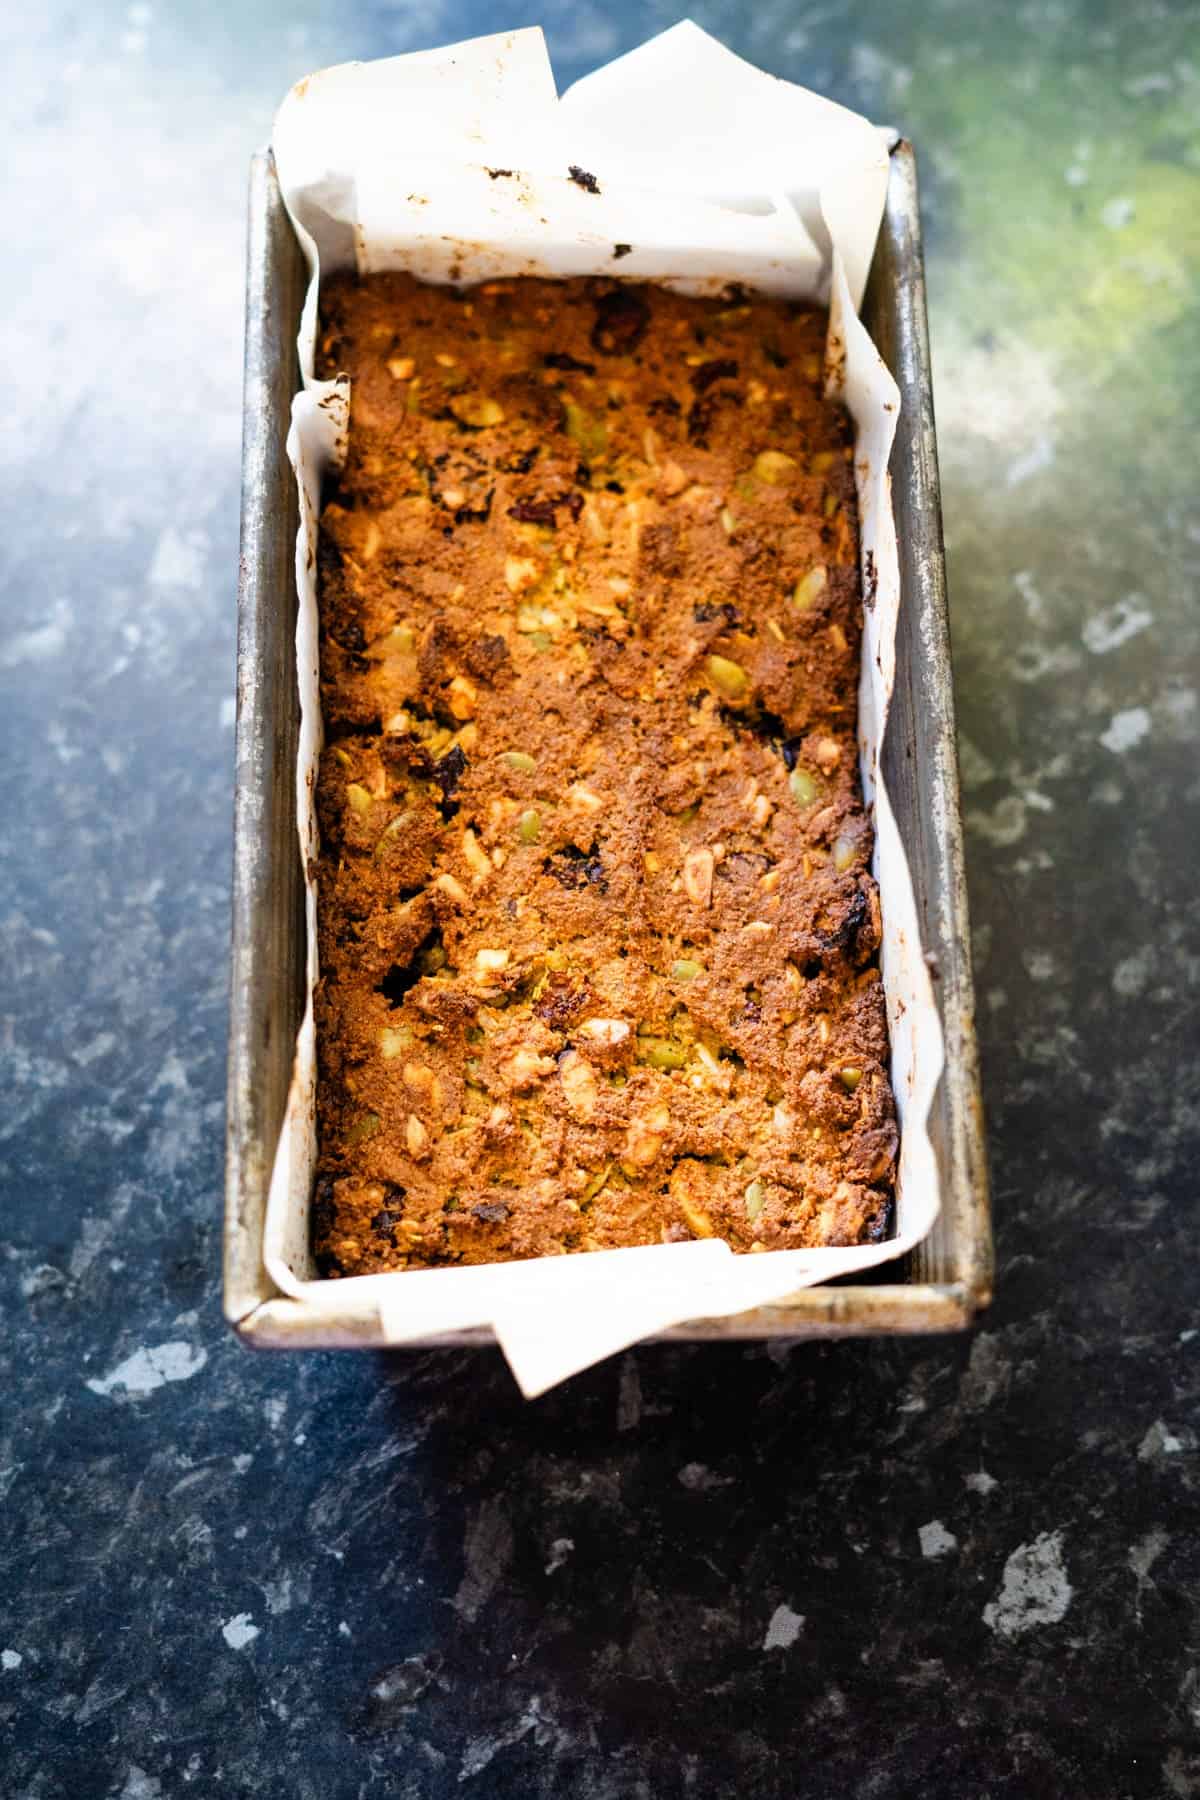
[225,138,992,1349]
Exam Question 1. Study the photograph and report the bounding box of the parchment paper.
[264,22,945,1398]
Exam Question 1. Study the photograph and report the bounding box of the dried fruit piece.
[346,1114,381,1146]
[793,566,827,610]
[449,393,505,428]
[346,783,373,816]
[753,449,798,484]
[705,654,749,700]
[839,1067,864,1091]
[789,768,821,807]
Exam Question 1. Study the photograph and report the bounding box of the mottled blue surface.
[3,2,1199,1795]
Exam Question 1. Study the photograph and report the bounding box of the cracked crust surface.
[311,273,897,1276]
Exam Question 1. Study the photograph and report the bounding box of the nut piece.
[678,1198,714,1238]
[505,556,541,594]
[387,356,415,380]
[501,751,538,774]
[506,1048,555,1088]
[517,808,541,844]
[559,1050,598,1121]
[683,847,715,908]
[839,1066,864,1091]
[462,828,493,881]
[474,947,510,976]
[566,781,604,814]
[406,1114,430,1159]
[578,1017,630,1047]
[434,872,469,905]
[625,1102,670,1167]
[346,783,373,816]
[813,736,842,774]
[671,959,704,982]
[447,675,477,720]
[658,460,688,498]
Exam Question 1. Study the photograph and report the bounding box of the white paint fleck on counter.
[1,1650,22,1671]
[983,1532,1073,1639]
[918,1520,959,1559]
[86,1341,207,1398]
[545,1537,575,1575]
[221,1614,260,1651]
[0,599,72,668]
[965,1469,998,1496]
[148,525,208,590]
[1139,1420,1194,1461]
[763,1604,804,1651]
[1100,707,1151,754]
[1083,595,1152,655]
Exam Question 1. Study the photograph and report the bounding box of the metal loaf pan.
[225,140,992,1350]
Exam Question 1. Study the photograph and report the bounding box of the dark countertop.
[3,3,1198,1794]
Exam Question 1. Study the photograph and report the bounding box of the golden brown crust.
[310,273,896,1277]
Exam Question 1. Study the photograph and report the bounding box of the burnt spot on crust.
[473,1200,511,1224]
[694,600,742,628]
[543,351,596,374]
[544,843,608,893]
[533,974,592,1030]
[567,165,601,194]
[612,243,633,260]
[508,497,561,526]
[432,745,467,819]
[591,286,649,354]
[690,358,739,392]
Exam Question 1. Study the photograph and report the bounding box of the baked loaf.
[311,273,897,1276]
